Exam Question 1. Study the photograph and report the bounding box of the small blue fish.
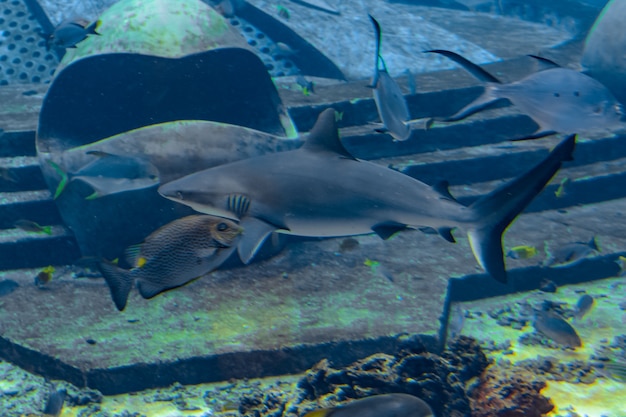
[45,18,100,50]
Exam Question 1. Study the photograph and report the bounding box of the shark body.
[159,108,575,283]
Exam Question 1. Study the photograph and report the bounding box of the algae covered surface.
[457,275,626,417]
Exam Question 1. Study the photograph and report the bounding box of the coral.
[240,335,490,417]
[470,365,554,417]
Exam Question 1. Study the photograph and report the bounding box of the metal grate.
[0,0,58,85]
[229,15,300,77]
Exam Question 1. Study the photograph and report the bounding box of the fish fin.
[237,217,277,264]
[302,108,356,160]
[425,50,502,83]
[84,191,100,200]
[446,87,503,121]
[589,236,600,252]
[374,127,389,134]
[438,227,456,243]
[46,160,70,199]
[136,280,169,299]
[368,14,382,87]
[432,180,457,202]
[527,54,561,69]
[372,222,407,240]
[85,19,101,35]
[99,260,134,311]
[510,128,557,141]
[42,226,52,235]
[467,135,576,283]
[125,244,143,267]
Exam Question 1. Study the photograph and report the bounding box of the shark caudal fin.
[99,260,134,311]
[467,135,576,283]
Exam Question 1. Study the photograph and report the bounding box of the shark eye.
[217,222,229,232]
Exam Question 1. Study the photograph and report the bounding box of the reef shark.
[159,108,575,283]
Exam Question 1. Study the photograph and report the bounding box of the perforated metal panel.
[229,15,300,77]
[0,0,58,85]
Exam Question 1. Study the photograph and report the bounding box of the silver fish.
[544,237,600,267]
[533,309,582,348]
[369,15,412,142]
[159,108,575,284]
[46,18,99,49]
[47,150,160,200]
[427,50,625,139]
[302,393,434,417]
[99,215,243,311]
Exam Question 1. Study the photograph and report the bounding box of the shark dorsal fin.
[302,108,356,159]
[433,180,457,202]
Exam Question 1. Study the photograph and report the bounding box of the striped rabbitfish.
[99,215,243,311]
[303,393,434,417]
[533,309,582,348]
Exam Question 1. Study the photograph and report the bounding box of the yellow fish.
[506,245,538,259]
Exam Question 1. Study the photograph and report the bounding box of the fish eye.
[573,91,580,97]
[553,92,560,98]
[217,222,229,232]
[149,174,157,180]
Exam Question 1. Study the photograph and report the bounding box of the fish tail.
[368,14,383,87]
[99,260,134,311]
[86,19,101,35]
[46,160,70,199]
[466,135,576,283]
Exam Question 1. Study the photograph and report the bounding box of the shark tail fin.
[46,160,70,199]
[466,135,576,283]
[99,260,134,311]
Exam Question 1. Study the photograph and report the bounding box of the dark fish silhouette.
[45,18,100,49]
[534,309,582,348]
[159,108,575,283]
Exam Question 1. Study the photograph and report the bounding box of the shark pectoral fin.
[372,222,407,240]
[99,260,134,311]
[527,54,561,70]
[432,180,457,202]
[467,228,506,283]
[137,280,167,299]
[438,227,456,243]
[237,217,277,264]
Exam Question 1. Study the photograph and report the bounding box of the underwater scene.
[0,0,625,416]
